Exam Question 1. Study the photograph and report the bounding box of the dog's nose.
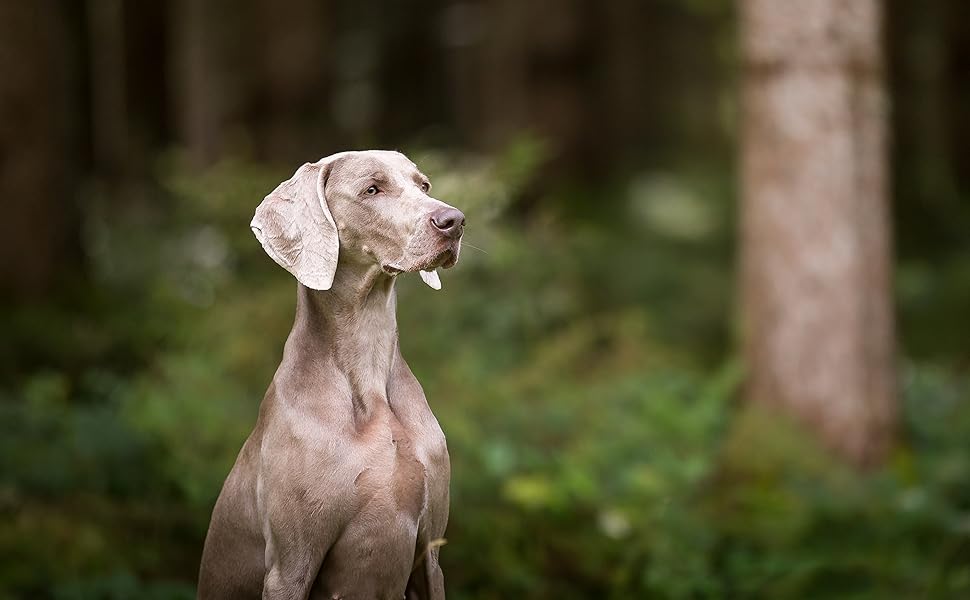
[430,207,465,239]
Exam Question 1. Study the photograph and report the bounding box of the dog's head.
[251,150,464,291]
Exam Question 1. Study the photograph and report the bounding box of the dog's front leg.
[259,493,339,600]
[261,535,328,600]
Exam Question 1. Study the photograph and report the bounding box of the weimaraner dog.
[198,150,463,600]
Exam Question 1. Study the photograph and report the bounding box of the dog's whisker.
[462,242,489,254]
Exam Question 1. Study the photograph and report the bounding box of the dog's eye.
[365,185,379,196]
[420,182,431,193]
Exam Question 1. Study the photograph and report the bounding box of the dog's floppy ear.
[251,156,342,290]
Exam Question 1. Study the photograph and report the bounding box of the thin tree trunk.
[86,0,127,177]
[453,0,590,176]
[170,0,228,167]
[251,0,329,163]
[739,0,895,466]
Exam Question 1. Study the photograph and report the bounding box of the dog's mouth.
[436,246,459,269]
[381,241,460,276]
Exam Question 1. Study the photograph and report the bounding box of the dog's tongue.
[419,269,441,290]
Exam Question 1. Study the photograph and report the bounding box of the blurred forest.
[1,0,970,598]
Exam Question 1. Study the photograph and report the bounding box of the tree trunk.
[0,0,77,297]
[86,0,127,177]
[250,0,330,163]
[170,0,235,168]
[448,0,592,177]
[739,0,895,466]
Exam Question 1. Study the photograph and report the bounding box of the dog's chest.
[352,406,449,521]
[387,430,432,518]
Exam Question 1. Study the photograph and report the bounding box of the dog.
[198,150,463,599]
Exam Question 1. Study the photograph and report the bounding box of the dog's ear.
[251,156,342,290]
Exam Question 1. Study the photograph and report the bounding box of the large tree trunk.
[739,0,895,466]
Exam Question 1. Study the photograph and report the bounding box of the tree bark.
[739,0,895,466]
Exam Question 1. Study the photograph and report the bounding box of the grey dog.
[198,151,463,600]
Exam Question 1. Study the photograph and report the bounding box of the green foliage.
[1,147,969,598]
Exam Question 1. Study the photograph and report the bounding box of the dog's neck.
[287,261,399,410]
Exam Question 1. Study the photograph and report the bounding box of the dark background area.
[1,0,969,598]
